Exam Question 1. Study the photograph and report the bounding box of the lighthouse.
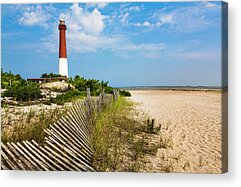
[58,19,68,78]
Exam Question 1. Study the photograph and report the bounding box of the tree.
[1,69,25,89]
[3,82,42,101]
[41,73,62,78]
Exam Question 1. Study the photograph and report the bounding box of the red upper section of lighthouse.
[58,20,67,58]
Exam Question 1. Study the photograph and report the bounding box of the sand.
[129,90,222,173]
[1,103,72,130]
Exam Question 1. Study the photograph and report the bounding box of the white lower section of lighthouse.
[59,58,68,77]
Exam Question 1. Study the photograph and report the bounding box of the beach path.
[129,90,222,173]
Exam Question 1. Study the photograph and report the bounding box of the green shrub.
[68,75,116,96]
[119,90,131,97]
[1,69,131,102]
[147,118,154,133]
[3,82,42,101]
[1,69,25,89]
[41,73,62,78]
[51,89,84,105]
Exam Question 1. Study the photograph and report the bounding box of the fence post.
[86,88,91,99]
[98,86,105,110]
[102,87,105,104]
[113,89,119,102]
[113,89,116,102]
[85,88,92,120]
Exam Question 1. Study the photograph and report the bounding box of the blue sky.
[1,2,223,87]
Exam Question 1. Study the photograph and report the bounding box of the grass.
[51,89,85,105]
[1,104,69,144]
[91,97,160,172]
[1,94,173,172]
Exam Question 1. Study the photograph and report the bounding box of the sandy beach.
[130,90,222,173]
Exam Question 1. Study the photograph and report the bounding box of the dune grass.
[1,96,168,172]
[1,105,69,144]
[91,97,160,172]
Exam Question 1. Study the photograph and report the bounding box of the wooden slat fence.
[1,91,115,171]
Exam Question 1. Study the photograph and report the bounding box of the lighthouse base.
[59,58,68,78]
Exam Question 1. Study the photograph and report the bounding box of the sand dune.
[130,90,222,173]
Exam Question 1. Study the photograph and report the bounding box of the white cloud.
[143,21,151,27]
[118,5,143,25]
[40,3,108,53]
[37,3,166,59]
[111,41,166,59]
[160,39,220,63]
[202,2,220,9]
[159,14,173,24]
[18,5,52,28]
[127,6,141,12]
[167,2,221,32]
[134,21,153,27]
[121,4,143,13]
[87,2,108,9]
[132,2,220,32]
[67,33,120,52]
[61,3,106,35]
[16,3,221,61]
[82,8,106,35]
[119,12,129,24]
[131,10,174,28]
[41,24,166,58]
[171,49,221,63]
